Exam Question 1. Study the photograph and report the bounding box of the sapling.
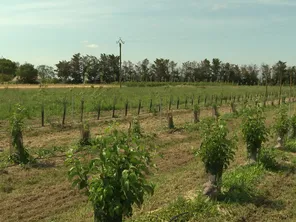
[66,127,154,222]
[230,101,237,114]
[212,104,219,119]
[79,122,91,146]
[198,119,237,198]
[241,105,269,163]
[10,104,30,164]
[167,112,175,129]
[193,104,200,123]
[130,117,142,137]
[274,105,289,149]
[289,114,296,139]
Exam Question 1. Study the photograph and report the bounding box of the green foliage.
[66,126,154,221]
[284,139,296,153]
[274,105,289,139]
[193,104,200,112]
[79,122,91,146]
[9,104,31,164]
[198,119,237,184]
[259,147,278,170]
[289,114,296,138]
[241,105,269,161]
[130,117,142,138]
[16,63,38,83]
[132,195,218,222]
[222,165,264,202]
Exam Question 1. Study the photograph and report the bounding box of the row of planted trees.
[7,100,295,221]
[23,89,293,128]
[199,104,293,199]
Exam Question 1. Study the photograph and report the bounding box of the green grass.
[1,85,296,222]
[0,85,290,122]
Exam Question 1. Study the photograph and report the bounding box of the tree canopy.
[1,55,296,85]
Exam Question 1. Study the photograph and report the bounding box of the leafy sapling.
[10,104,31,164]
[241,105,269,163]
[274,105,289,149]
[66,127,154,222]
[198,119,237,199]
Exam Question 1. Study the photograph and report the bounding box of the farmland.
[1,84,296,222]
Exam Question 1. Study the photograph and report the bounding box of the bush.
[198,119,237,197]
[9,104,31,164]
[289,114,296,139]
[222,165,264,202]
[79,122,91,146]
[259,147,278,170]
[241,105,269,162]
[274,105,289,148]
[66,126,154,222]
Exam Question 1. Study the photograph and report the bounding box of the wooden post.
[62,100,66,127]
[97,102,101,120]
[125,100,128,116]
[80,99,84,122]
[41,104,44,127]
[137,100,141,115]
[149,99,153,113]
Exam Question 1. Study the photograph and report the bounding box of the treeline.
[0,54,296,85]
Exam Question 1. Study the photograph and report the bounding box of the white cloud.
[212,4,228,11]
[86,44,99,49]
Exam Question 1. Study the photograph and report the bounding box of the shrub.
[9,104,31,164]
[259,147,278,170]
[66,127,154,222]
[129,117,142,138]
[79,122,91,146]
[193,104,200,123]
[198,119,237,198]
[222,165,264,202]
[241,105,269,162]
[289,114,296,139]
[274,105,289,148]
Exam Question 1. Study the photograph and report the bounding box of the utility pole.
[117,38,125,88]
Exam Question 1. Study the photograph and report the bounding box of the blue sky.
[0,0,295,67]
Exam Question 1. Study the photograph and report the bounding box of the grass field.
[1,84,296,222]
[0,84,291,121]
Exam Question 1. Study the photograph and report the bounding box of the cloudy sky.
[0,0,295,66]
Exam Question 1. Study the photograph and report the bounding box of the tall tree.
[151,58,170,82]
[0,58,17,75]
[272,61,287,85]
[261,64,272,99]
[37,65,55,83]
[16,63,38,83]
[122,61,136,81]
[83,55,100,83]
[137,59,151,81]
[168,61,178,82]
[70,53,84,83]
[220,62,231,82]
[273,61,287,104]
[200,59,211,82]
[211,58,222,82]
[56,60,71,83]
[99,54,119,83]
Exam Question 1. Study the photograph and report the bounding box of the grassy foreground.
[1,86,296,221]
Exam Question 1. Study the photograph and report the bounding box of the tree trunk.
[94,208,122,222]
[249,149,257,163]
[193,110,200,123]
[203,173,220,199]
[275,137,284,149]
[168,113,174,129]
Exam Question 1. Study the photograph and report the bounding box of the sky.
[0,0,295,67]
